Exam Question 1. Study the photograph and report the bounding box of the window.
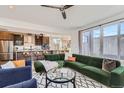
[80,20,124,60]
[120,22,124,59]
[82,31,90,55]
[103,24,118,58]
[92,28,101,56]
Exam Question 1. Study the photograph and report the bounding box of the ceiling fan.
[41,5,73,19]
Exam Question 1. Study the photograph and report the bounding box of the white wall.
[70,30,79,54]
[78,11,124,31]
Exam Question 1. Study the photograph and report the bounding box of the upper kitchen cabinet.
[43,36,49,44]
[0,31,13,40]
[35,35,43,45]
[35,34,49,45]
[14,34,24,45]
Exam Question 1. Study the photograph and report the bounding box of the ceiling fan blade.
[63,5,74,9]
[61,10,66,19]
[41,5,60,9]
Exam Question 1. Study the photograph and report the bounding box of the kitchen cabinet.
[0,31,13,40]
[35,35,49,45]
[43,36,49,44]
[35,35,43,45]
[14,34,24,45]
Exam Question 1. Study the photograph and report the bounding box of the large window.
[80,21,124,60]
[82,31,90,55]
[103,24,118,58]
[120,22,124,59]
[92,28,101,56]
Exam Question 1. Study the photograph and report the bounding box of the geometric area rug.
[33,69,107,88]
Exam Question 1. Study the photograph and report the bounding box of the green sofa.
[35,53,124,87]
[44,54,65,68]
[44,54,65,61]
[34,54,65,74]
[64,54,124,88]
[34,61,46,74]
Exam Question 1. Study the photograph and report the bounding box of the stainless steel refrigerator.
[0,40,13,61]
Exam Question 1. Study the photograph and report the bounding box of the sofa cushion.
[13,60,25,68]
[39,60,58,71]
[110,66,124,87]
[34,61,46,73]
[59,54,65,60]
[1,61,16,69]
[44,54,65,61]
[102,59,117,72]
[65,53,72,60]
[64,61,86,72]
[72,54,121,69]
[82,66,110,86]
[48,54,58,61]
[72,54,103,68]
[67,56,76,62]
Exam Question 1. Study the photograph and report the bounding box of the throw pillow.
[67,56,76,62]
[1,61,16,69]
[65,53,72,60]
[102,59,116,72]
[39,60,58,71]
[119,60,124,65]
[13,60,25,67]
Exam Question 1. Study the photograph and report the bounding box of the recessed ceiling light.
[8,5,15,9]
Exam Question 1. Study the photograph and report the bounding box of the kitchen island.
[13,50,68,61]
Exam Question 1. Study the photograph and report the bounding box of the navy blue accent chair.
[0,60,37,88]
[5,78,37,88]
[25,60,32,67]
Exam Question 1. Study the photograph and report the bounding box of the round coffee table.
[45,68,76,88]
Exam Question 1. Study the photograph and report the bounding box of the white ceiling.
[0,5,124,29]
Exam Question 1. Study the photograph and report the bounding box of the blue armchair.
[25,60,32,67]
[0,60,37,88]
[5,78,37,88]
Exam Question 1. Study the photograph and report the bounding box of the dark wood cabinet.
[14,34,24,45]
[35,35,49,45]
[35,35,43,45]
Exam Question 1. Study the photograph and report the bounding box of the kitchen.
[0,31,71,64]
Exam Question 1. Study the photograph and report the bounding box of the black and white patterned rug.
[33,69,107,88]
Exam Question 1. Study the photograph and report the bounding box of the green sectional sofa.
[64,54,124,88]
[44,54,65,61]
[34,54,65,74]
[34,61,46,74]
[35,53,124,88]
